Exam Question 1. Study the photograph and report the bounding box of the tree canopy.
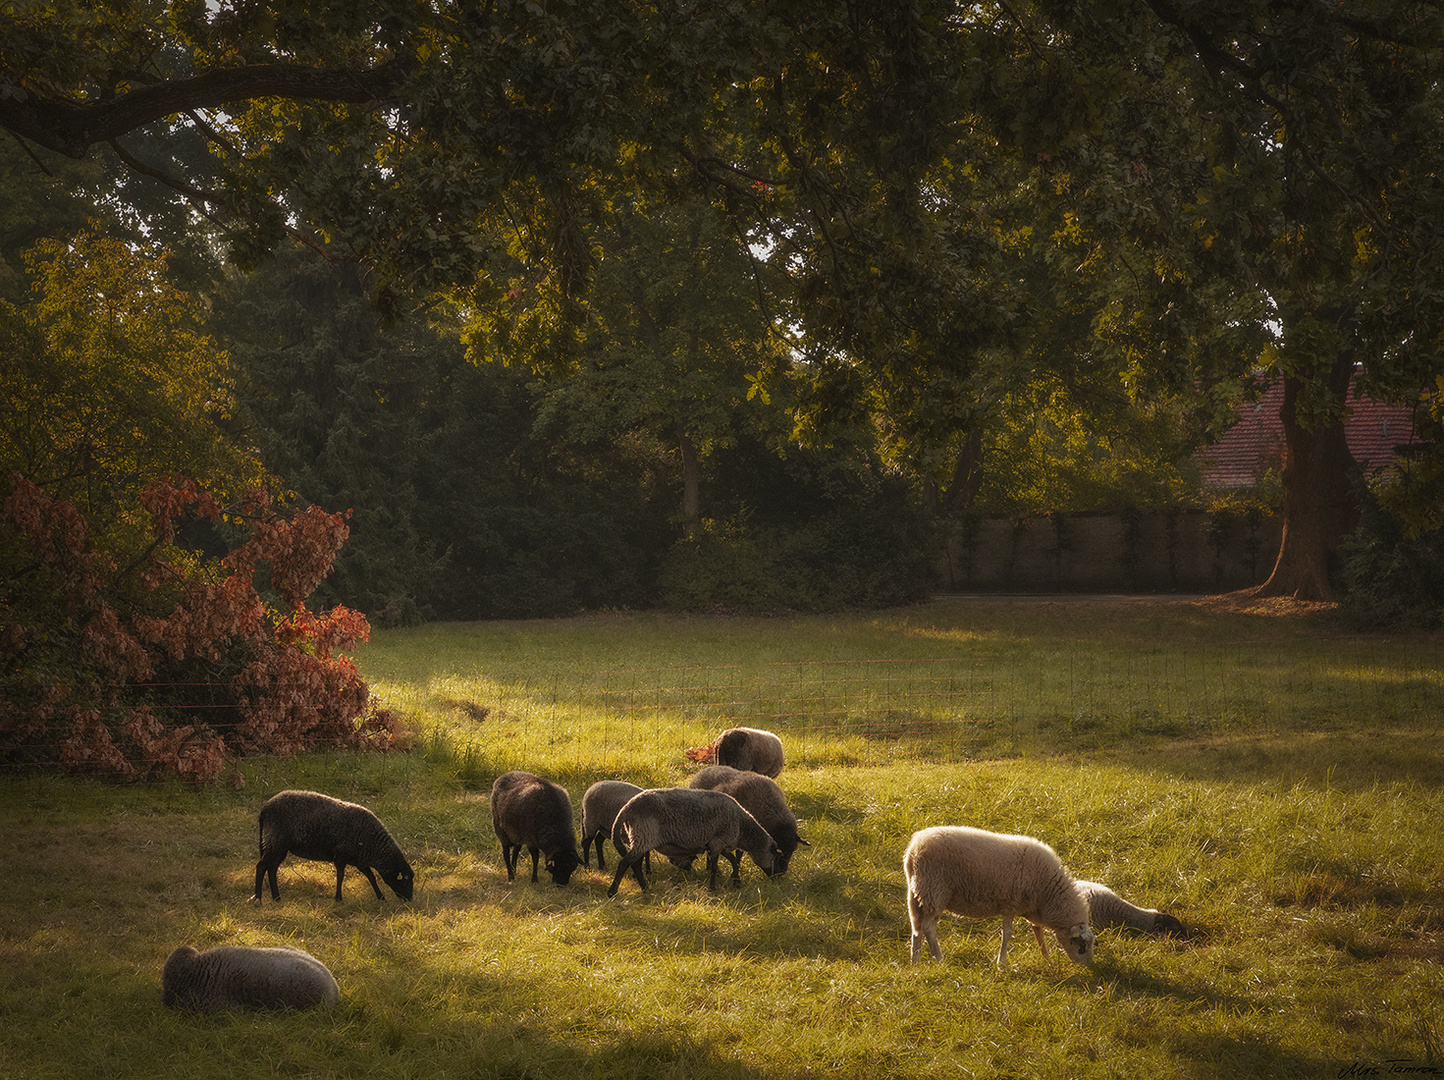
[4,0,1444,601]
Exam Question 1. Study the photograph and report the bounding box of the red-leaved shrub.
[0,474,402,782]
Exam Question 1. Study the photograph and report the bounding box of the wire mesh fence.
[4,635,1442,782]
[429,637,1444,776]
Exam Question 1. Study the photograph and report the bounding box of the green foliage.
[657,434,937,613]
[216,249,679,621]
[656,504,934,615]
[0,233,265,534]
[10,1,1444,605]
[971,378,1204,518]
[0,137,108,304]
[1340,492,1444,631]
[214,250,453,624]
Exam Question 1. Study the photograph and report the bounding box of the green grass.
[2,597,1441,1079]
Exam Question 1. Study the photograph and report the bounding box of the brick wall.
[942,509,1283,593]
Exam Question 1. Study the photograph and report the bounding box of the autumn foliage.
[0,474,400,782]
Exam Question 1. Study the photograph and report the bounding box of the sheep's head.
[547,849,580,886]
[750,838,781,876]
[1058,924,1096,964]
[772,833,810,874]
[383,860,415,900]
[1153,912,1189,939]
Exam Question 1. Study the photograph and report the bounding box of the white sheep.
[903,826,1096,967]
[162,945,339,1011]
[607,787,780,897]
[1077,880,1188,939]
[684,727,784,777]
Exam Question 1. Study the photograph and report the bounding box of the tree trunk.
[1253,358,1360,601]
[678,427,700,540]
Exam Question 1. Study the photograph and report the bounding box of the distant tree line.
[3,1,1443,627]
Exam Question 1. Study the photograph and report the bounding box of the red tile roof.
[1199,375,1420,488]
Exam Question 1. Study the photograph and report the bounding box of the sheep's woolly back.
[684,728,784,777]
[613,788,775,868]
[581,781,643,841]
[162,945,339,1011]
[580,781,643,866]
[491,772,578,851]
[905,827,1087,925]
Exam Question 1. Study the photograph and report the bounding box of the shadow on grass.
[1115,726,1444,791]
[1167,1032,1337,1080]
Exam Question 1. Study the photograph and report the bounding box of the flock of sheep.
[162,726,1186,1012]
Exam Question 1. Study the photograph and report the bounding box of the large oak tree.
[6,0,1443,599]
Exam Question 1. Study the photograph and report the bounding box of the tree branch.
[0,56,415,158]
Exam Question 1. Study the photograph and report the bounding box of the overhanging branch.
[0,56,415,158]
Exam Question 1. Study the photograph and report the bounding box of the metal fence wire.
[4,640,1442,781]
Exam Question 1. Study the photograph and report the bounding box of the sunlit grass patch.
[3,599,1443,1079]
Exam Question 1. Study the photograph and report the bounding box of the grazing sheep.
[608,787,780,897]
[162,945,339,1011]
[684,727,784,777]
[903,826,1096,968]
[581,780,654,872]
[491,770,582,885]
[252,790,414,903]
[1077,880,1188,939]
[687,764,809,873]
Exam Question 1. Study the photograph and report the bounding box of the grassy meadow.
[2,596,1441,1079]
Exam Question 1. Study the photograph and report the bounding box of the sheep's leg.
[358,865,385,901]
[996,919,1013,967]
[529,846,541,883]
[608,853,648,897]
[502,842,520,880]
[1032,922,1049,957]
[725,849,744,886]
[332,861,348,901]
[706,852,721,890]
[906,895,941,964]
[252,861,273,903]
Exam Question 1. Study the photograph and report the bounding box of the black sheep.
[251,790,414,903]
[490,771,582,885]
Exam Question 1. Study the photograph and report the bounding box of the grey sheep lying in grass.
[1077,880,1188,938]
[687,765,809,873]
[162,945,339,1011]
[251,790,414,903]
[685,727,784,777]
[491,770,582,885]
[608,787,780,897]
[904,825,1096,968]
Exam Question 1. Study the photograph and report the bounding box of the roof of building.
[1198,376,1421,488]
